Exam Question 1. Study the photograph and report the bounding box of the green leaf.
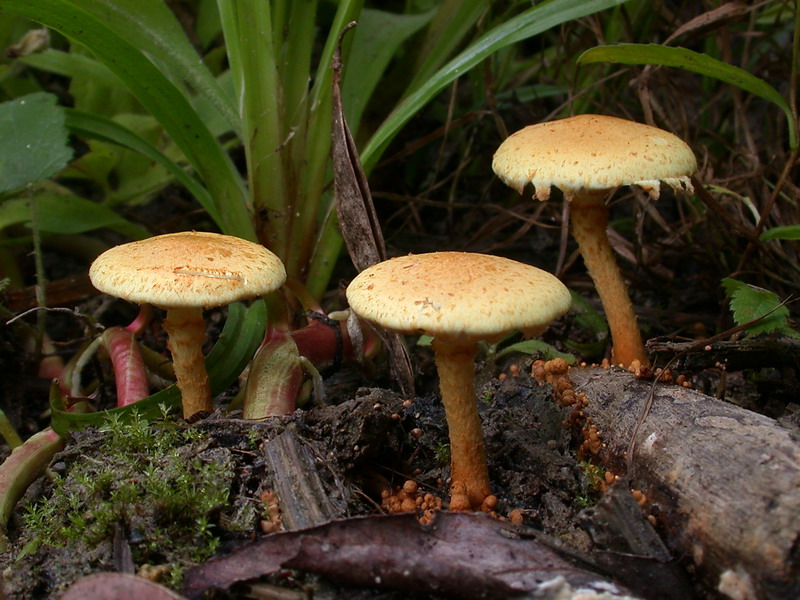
[75,0,239,133]
[721,278,798,337]
[342,8,435,131]
[577,43,798,149]
[404,0,486,93]
[0,0,255,240]
[360,0,631,169]
[760,225,800,242]
[495,339,576,363]
[64,109,216,218]
[0,194,150,239]
[0,92,73,193]
[217,0,287,251]
[18,48,124,89]
[50,300,267,435]
[570,291,608,335]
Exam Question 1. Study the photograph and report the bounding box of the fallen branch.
[570,367,800,600]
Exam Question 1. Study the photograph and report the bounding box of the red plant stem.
[124,304,152,336]
[289,317,353,369]
[102,327,149,407]
[244,332,304,419]
[0,427,65,551]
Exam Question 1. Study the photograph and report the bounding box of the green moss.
[576,459,607,507]
[434,442,451,467]
[20,409,232,583]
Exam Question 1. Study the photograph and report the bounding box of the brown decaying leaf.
[331,22,385,273]
[182,512,635,599]
[331,22,414,398]
[62,573,186,600]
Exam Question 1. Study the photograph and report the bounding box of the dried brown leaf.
[62,573,186,600]
[182,512,634,599]
[331,23,414,398]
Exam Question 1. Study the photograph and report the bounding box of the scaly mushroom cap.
[346,252,571,343]
[492,114,697,201]
[89,231,286,308]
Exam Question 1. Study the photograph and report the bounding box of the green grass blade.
[18,49,124,89]
[577,43,798,149]
[760,225,800,241]
[0,0,255,240]
[290,0,363,281]
[50,300,267,435]
[64,109,219,225]
[281,0,317,123]
[404,0,486,93]
[217,0,288,254]
[76,0,239,133]
[360,0,631,170]
[342,8,434,130]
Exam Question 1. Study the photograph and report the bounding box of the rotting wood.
[569,367,800,600]
[261,430,347,531]
[4,274,95,313]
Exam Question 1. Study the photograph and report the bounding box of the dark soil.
[0,355,607,599]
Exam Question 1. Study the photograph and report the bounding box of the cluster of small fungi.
[381,480,525,525]
[259,489,283,534]
[380,480,443,525]
[596,358,692,388]
[531,358,657,517]
[530,358,602,458]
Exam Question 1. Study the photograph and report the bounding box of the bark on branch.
[569,367,800,600]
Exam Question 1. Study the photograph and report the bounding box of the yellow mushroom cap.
[89,231,286,308]
[346,252,571,344]
[492,114,697,201]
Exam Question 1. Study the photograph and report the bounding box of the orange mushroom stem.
[432,338,492,509]
[162,306,212,417]
[569,192,649,367]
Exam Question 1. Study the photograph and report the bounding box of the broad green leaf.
[361,0,631,170]
[760,225,800,242]
[0,92,73,193]
[721,277,798,337]
[0,0,255,240]
[0,194,149,239]
[577,43,798,149]
[343,8,435,131]
[50,300,267,434]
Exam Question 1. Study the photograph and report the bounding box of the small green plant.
[20,409,232,585]
[579,460,606,494]
[722,278,799,338]
[434,441,451,467]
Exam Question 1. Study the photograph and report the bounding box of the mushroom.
[492,114,696,367]
[346,251,571,509]
[89,231,286,418]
